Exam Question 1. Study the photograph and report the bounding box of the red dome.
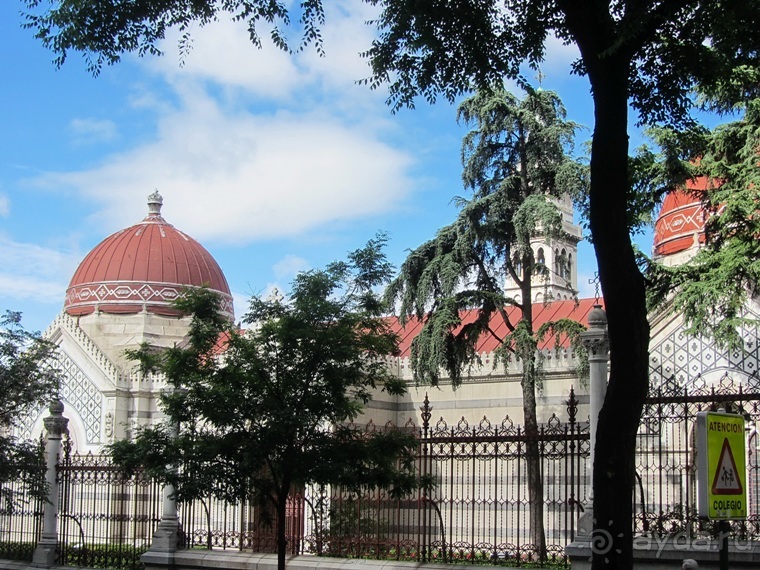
[653,177,709,257]
[65,193,234,319]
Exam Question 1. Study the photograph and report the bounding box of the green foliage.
[110,235,421,568]
[23,0,327,74]
[0,310,59,502]
[647,99,760,349]
[458,86,585,204]
[386,87,588,387]
[0,541,37,563]
[26,0,760,126]
[60,543,148,570]
[320,497,389,557]
[365,0,760,122]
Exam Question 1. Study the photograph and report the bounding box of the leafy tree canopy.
[645,98,760,348]
[26,0,760,120]
[110,235,423,570]
[365,0,760,119]
[0,310,60,502]
[23,0,327,73]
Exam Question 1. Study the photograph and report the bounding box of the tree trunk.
[521,356,547,561]
[276,491,289,570]
[586,59,651,570]
[557,3,652,566]
[520,274,547,561]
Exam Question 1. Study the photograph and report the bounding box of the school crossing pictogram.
[711,438,743,495]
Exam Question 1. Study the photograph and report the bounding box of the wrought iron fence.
[0,466,43,562]
[30,390,587,568]
[56,439,163,570]
[296,389,590,566]
[172,390,589,567]
[14,378,760,569]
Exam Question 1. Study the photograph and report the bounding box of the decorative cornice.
[581,334,610,358]
[45,311,123,386]
[65,281,235,320]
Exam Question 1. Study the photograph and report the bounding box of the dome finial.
[147,191,163,217]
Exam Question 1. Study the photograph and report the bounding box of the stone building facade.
[21,186,760,453]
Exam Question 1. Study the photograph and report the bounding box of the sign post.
[696,410,747,570]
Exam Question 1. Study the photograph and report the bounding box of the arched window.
[567,253,573,281]
[554,248,560,276]
[537,248,545,267]
[513,253,522,280]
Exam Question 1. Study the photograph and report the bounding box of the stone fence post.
[578,304,609,532]
[142,420,180,570]
[32,400,69,567]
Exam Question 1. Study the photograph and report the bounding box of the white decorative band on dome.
[65,281,234,319]
[655,203,704,234]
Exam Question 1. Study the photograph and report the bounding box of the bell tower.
[505,194,582,303]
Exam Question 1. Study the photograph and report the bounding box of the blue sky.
[1,1,629,333]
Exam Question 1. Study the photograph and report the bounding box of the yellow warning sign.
[697,411,747,519]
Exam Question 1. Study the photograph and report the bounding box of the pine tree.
[386,86,588,560]
[646,97,760,348]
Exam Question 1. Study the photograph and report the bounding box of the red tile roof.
[387,297,602,357]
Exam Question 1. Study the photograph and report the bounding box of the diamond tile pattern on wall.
[58,351,103,444]
[649,309,760,391]
[19,350,103,444]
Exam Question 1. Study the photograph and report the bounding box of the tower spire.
[145,191,165,222]
[147,191,163,217]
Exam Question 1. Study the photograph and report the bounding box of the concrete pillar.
[582,304,610,489]
[577,304,609,535]
[32,400,69,567]
[142,421,180,570]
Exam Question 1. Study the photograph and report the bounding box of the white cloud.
[0,237,81,304]
[540,34,581,75]
[34,88,414,244]
[273,255,310,279]
[151,20,303,101]
[0,194,8,217]
[69,118,118,144]
[42,111,413,243]
[149,0,381,106]
[29,0,415,246]
[298,2,383,92]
